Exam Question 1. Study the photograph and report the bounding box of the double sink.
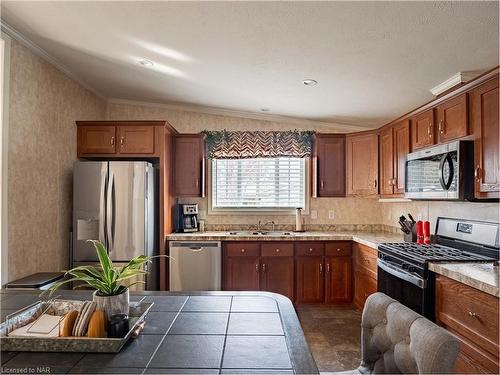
[228,231,293,236]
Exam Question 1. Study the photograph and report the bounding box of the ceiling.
[1,1,499,129]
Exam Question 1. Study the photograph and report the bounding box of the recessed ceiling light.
[138,59,154,67]
[302,79,318,86]
[260,108,270,112]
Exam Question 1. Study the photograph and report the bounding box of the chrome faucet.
[258,220,275,232]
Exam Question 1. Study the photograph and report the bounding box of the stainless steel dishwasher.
[169,241,222,291]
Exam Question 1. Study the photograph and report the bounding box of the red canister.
[416,220,424,244]
[423,221,431,244]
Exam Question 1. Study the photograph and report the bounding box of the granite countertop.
[166,230,404,250]
[0,290,318,374]
[429,262,500,297]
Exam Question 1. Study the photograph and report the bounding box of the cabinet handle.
[374,180,377,188]
[309,248,313,252]
[320,180,324,189]
[336,248,341,252]
[262,263,266,272]
[393,178,397,186]
[427,123,433,137]
[438,120,445,134]
[255,263,259,272]
[468,311,478,318]
[241,248,246,253]
[275,248,280,253]
[110,137,115,145]
[195,179,199,188]
[474,166,482,181]
[326,263,330,273]
[319,263,323,273]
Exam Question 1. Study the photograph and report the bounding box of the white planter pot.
[93,287,130,321]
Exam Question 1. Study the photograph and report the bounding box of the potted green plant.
[45,240,161,320]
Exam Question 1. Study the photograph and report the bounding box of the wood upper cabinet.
[379,127,394,196]
[314,134,346,197]
[436,93,468,143]
[435,275,499,374]
[174,135,204,197]
[76,121,163,157]
[295,256,325,303]
[380,120,410,196]
[411,109,435,151]
[346,132,379,196]
[77,125,116,155]
[470,77,499,199]
[223,243,260,291]
[117,126,154,154]
[393,120,410,194]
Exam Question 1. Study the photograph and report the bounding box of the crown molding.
[0,20,106,100]
[430,71,482,96]
[107,98,370,133]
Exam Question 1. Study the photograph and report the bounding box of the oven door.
[377,259,434,320]
[405,142,459,200]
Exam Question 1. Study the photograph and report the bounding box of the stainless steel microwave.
[405,140,473,200]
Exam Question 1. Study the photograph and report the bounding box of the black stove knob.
[408,266,417,273]
[402,263,409,270]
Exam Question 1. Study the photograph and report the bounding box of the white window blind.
[212,157,306,209]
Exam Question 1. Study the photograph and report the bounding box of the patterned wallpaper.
[7,40,106,282]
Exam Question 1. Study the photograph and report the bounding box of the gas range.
[377,217,499,320]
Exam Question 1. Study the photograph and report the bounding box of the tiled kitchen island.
[0,290,318,374]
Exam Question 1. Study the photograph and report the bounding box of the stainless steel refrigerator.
[72,161,157,290]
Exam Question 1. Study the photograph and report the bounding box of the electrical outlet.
[328,210,335,220]
[310,210,318,220]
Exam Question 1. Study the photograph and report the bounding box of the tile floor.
[296,305,362,373]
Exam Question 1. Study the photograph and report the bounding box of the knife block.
[404,223,417,242]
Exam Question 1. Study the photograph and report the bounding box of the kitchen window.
[211,157,307,211]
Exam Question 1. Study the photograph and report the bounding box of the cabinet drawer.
[295,242,325,257]
[261,243,293,257]
[436,275,499,358]
[325,241,352,257]
[225,243,260,257]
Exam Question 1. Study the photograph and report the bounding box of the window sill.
[208,208,307,216]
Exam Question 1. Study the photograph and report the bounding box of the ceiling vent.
[430,71,480,96]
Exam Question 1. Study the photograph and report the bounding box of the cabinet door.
[379,127,394,196]
[77,125,116,155]
[316,135,346,197]
[174,135,204,197]
[295,257,324,303]
[353,270,377,311]
[325,256,352,304]
[260,256,294,301]
[346,133,379,196]
[224,256,260,291]
[411,109,435,150]
[470,77,499,199]
[436,93,468,143]
[117,126,154,154]
[393,120,410,195]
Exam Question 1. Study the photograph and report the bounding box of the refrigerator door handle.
[99,167,107,248]
[106,171,115,254]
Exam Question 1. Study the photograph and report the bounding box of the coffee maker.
[176,204,199,232]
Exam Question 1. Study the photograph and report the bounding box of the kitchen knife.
[408,213,416,224]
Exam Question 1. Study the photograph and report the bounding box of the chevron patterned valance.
[202,130,314,159]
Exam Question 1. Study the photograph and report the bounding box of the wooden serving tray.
[0,299,153,353]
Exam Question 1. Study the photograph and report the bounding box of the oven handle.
[377,259,427,289]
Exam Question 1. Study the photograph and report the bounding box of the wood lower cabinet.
[325,256,352,304]
[411,108,435,151]
[470,77,499,199]
[346,132,379,196]
[314,134,346,197]
[295,256,325,303]
[352,242,378,310]
[435,275,499,374]
[436,93,468,143]
[223,243,260,291]
[261,256,294,301]
[174,135,204,197]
